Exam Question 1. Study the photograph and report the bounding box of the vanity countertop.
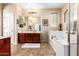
[18,31,41,33]
[0,36,10,39]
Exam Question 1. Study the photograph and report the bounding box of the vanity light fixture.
[28,12,37,14]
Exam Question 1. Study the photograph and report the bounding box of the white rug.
[21,43,40,48]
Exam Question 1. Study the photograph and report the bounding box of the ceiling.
[19,3,66,9]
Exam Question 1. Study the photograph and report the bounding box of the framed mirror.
[17,16,28,28]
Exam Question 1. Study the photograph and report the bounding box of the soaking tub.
[49,31,68,56]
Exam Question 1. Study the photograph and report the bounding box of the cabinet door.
[26,33,33,43]
[18,33,26,43]
[0,38,10,56]
[26,33,40,43]
[32,33,40,43]
[36,34,40,43]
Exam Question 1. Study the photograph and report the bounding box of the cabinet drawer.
[18,33,26,43]
[18,36,26,38]
[31,33,40,43]
[18,38,26,43]
[18,33,26,35]
[19,36,26,38]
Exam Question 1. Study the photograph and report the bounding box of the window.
[49,13,59,27]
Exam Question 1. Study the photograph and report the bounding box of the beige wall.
[61,4,69,31]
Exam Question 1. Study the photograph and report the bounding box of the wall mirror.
[42,19,48,26]
[17,16,28,28]
[17,16,41,31]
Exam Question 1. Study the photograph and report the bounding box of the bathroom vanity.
[18,31,40,43]
[17,15,41,43]
[0,37,11,56]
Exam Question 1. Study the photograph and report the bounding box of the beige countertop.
[0,36,10,39]
[18,31,41,33]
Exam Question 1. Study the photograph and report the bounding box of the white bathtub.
[49,31,69,56]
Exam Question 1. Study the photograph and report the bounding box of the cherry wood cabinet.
[18,33,40,43]
[18,33,26,43]
[0,37,11,56]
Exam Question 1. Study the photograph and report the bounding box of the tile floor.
[11,43,56,56]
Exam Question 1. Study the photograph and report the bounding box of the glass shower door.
[70,3,77,56]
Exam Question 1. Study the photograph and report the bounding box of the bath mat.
[21,43,40,48]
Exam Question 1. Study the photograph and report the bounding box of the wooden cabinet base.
[18,33,40,43]
[0,37,11,56]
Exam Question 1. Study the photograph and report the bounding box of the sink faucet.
[51,36,56,39]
